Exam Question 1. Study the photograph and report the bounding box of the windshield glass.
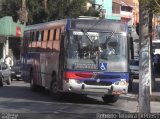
[66,30,128,72]
[130,60,139,66]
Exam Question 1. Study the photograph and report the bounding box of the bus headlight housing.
[114,80,128,86]
[69,79,81,84]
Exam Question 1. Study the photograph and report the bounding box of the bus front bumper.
[63,79,129,95]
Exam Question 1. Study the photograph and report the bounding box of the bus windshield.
[66,30,128,72]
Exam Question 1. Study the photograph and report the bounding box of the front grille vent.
[84,80,112,86]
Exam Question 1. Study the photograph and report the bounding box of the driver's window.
[106,35,120,55]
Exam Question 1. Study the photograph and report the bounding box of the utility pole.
[139,0,151,113]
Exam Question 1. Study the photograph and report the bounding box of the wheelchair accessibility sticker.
[99,63,107,71]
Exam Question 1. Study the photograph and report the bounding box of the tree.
[150,0,160,13]
[0,0,20,22]
[0,0,99,24]
[26,0,48,24]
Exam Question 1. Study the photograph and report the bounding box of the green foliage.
[151,0,160,14]
[0,0,20,22]
[27,0,48,24]
[0,0,100,24]
[141,0,160,14]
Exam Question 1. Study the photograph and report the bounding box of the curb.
[120,93,160,102]
[120,94,138,101]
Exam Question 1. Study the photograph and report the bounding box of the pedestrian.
[153,54,160,74]
[4,55,12,69]
[157,54,160,73]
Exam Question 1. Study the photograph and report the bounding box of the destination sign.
[70,19,126,32]
[74,62,98,70]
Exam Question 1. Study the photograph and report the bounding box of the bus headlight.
[119,81,127,86]
[114,80,128,86]
[69,79,81,84]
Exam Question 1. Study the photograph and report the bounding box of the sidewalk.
[120,76,160,101]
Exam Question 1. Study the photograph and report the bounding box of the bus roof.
[68,19,127,32]
[25,19,67,31]
[25,18,127,32]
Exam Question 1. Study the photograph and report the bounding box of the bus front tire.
[30,74,40,92]
[50,80,63,100]
[0,79,3,87]
[6,76,11,85]
[102,94,119,103]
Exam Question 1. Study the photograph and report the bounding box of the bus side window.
[53,29,56,40]
[36,31,39,41]
[46,29,53,50]
[28,31,32,48]
[47,30,50,41]
[36,31,42,48]
[31,32,34,41]
[49,29,54,41]
[41,30,47,49]
[43,30,48,49]
[43,30,48,41]
[23,31,29,46]
[31,31,36,48]
[55,28,60,41]
[53,28,60,51]
[61,26,65,32]
[41,31,44,41]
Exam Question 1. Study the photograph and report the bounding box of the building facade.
[93,0,139,26]
[95,0,121,20]
[132,0,139,24]
[0,16,24,63]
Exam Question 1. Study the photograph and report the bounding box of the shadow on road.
[0,81,119,106]
[130,77,160,94]
[0,81,130,114]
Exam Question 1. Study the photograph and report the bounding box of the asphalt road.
[0,81,159,119]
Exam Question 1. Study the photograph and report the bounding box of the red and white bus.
[21,18,130,103]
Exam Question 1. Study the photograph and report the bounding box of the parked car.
[128,59,139,92]
[11,60,21,81]
[0,62,12,87]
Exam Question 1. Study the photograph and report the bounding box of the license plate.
[112,91,122,95]
[16,74,21,77]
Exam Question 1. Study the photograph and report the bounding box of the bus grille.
[84,81,112,86]
[95,75,121,79]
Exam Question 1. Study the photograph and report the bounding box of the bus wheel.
[30,73,40,92]
[50,79,62,100]
[102,94,119,103]
[0,79,3,87]
[6,76,11,85]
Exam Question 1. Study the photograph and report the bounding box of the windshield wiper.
[81,29,93,44]
[105,31,115,44]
